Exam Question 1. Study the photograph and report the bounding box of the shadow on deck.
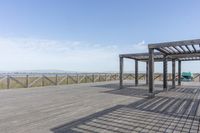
[51,86,200,133]
[91,83,171,98]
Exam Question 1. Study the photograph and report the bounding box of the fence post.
[85,74,87,83]
[105,74,107,81]
[67,75,69,84]
[199,75,200,82]
[7,75,10,89]
[26,75,29,88]
[42,75,45,86]
[99,74,101,82]
[92,74,95,82]
[77,74,79,84]
[55,74,58,85]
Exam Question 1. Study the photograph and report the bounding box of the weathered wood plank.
[28,77,42,87]
[0,81,199,133]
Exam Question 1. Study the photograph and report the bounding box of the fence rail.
[0,73,200,89]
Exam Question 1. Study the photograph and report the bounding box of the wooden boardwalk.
[0,81,200,133]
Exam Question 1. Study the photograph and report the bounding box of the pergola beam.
[149,39,200,48]
[168,53,200,58]
[180,58,200,61]
[120,52,200,62]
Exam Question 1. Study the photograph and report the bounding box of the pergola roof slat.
[156,48,169,54]
[164,47,174,54]
[185,45,192,53]
[168,47,178,54]
[192,45,197,52]
[173,46,182,53]
[179,45,187,53]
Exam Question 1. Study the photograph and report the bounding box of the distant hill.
[0,70,127,74]
[0,69,77,74]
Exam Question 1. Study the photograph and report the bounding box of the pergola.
[148,39,200,94]
[119,52,164,88]
[119,39,200,95]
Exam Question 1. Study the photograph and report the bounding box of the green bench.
[181,72,193,81]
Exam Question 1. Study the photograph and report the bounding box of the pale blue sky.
[0,0,200,72]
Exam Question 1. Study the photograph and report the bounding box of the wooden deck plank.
[0,81,200,133]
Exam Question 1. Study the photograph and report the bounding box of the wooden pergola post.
[163,56,168,91]
[149,48,154,93]
[135,60,138,86]
[119,57,124,89]
[146,61,148,85]
[172,59,176,88]
[178,60,181,86]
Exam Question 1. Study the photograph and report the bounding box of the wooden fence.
[0,73,200,89]
[0,73,119,89]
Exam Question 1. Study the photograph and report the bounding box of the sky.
[0,0,200,72]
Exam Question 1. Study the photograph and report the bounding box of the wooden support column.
[172,59,176,88]
[149,48,154,93]
[146,61,148,85]
[135,60,138,86]
[119,57,124,89]
[163,56,168,91]
[178,60,181,86]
